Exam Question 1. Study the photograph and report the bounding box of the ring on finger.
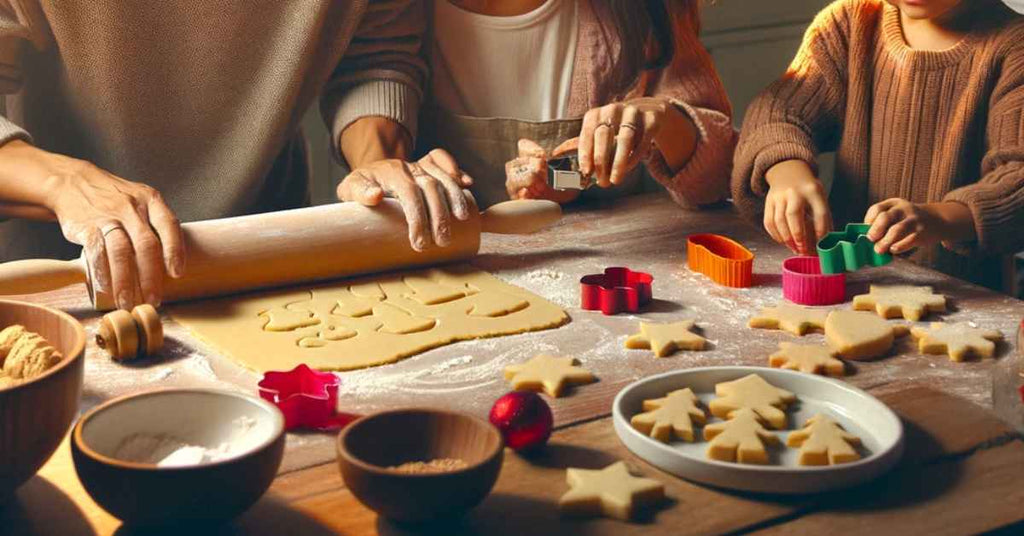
[100,223,125,238]
[595,120,615,130]
[619,122,639,132]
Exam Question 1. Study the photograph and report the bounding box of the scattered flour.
[112,415,259,467]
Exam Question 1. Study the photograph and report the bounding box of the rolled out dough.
[171,265,569,372]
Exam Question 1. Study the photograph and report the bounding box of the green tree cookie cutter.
[816,223,892,274]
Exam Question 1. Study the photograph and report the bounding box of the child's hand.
[504,139,579,204]
[763,160,833,255]
[865,199,975,255]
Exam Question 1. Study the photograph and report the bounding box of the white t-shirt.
[431,0,578,121]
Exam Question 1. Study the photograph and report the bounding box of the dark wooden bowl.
[0,299,86,501]
[71,389,285,527]
[336,408,504,523]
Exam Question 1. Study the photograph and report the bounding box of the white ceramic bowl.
[613,366,904,494]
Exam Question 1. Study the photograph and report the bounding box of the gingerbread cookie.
[503,354,596,397]
[630,388,706,442]
[824,310,907,361]
[768,342,845,377]
[625,320,707,357]
[703,408,780,464]
[786,414,862,466]
[852,285,946,321]
[748,303,828,336]
[708,373,796,429]
[911,322,1003,362]
[559,461,665,521]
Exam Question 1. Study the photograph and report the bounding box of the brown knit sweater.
[732,0,1024,290]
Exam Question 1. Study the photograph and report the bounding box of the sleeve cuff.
[741,123,819,197]
[942,162,1024,255]
[324,79,420,162]
[0,116,30,148]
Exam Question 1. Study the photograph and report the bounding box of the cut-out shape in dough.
[911,322,1003,362]
[825,310,906,361]
[465,290,529,317]
[503,354,596,398]
[630,388,706,442]
[748,303,828,336]
[559,461,665,521]
[703,408,780,464]
[625,320,707,357]
[769,342,845,377]
[372,303,435,334]
[708,374,796,429]
[786,414,862,466]
[402,275,466,305]
[349,282,385,300]
[330,289,379,317]
[260,303,320,331]
[852,285,946,321]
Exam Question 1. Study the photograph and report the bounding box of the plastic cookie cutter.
[782,256,846,306]
[816,223,892,274]
[686,234,754,288]
[258,364,360,431]
[580,267,654,315]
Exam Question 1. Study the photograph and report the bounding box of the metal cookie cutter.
[548,153,594,191]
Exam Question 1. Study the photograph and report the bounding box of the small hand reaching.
[762,160,833,255]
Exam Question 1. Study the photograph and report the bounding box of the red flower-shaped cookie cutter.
[258,364,360,431]
[686,234,754,288]
[580,267,653,315]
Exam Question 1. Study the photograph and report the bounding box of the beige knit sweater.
[732,0,1024,289]
[0,1,426,261]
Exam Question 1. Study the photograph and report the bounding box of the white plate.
[612,366,904,494]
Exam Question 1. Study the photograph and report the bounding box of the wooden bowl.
[336,408,504,523]
[0,299,86,501]
[72,389,285,526]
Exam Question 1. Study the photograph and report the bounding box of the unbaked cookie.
[708,373,796,429]
[703,408,780,464]
[0,324,28,366]
[624,320,707,357]
[3,332,61,380]
[503,354,596,397]
[824,310,907,361]
[911,322,1003,362]
[852,285,946,321]
[786,414,862,466]
[559,461,665,521]
[630,388,706,442]
[748,303,828,336]
[768,342,845,377]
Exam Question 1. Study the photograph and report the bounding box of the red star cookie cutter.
[258,364,360,431]
[580,267,653,315]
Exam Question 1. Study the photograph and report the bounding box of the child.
[731,0,1024,290]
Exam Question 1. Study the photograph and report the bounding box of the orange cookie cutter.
[686,234,754,288]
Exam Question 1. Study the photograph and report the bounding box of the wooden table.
[3,194,1024,535]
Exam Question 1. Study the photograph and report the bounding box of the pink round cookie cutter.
[782,256,846,306]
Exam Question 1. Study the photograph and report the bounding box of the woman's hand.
[504,139,579,204]
[0,141,185,310]
[763,159,833,255]
[337,148,473,251]
[865,199,975,255]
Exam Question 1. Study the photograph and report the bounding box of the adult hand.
[578,97,675,187]
[763,160,833,255]
[504,139,580,204]
[337,148,473,251]
[865,199,975,255]
[2,141,186,310]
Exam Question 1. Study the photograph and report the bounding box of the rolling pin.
[0,197,561,310]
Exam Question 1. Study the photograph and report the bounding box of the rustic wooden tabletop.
[3,193,1024,535]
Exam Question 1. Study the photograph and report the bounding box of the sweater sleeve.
[641,3,736,208]
[0,2,37,147]
[320,0,428,160]
[943,38,1024,256]
[730,0,852,222]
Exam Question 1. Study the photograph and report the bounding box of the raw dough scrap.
[852,285,946,321]
[911,322,1003,362]
[503,354,595,398]
[825,310,907,361]
[708,374,796,429]
[769,342,845,377]
[630,388,706,442]
[624,320,707,357]
[3,331,61,380]
[786,414,862,466]
[703,408,781,464]
[748,303,828,336]
[559,461,665,521]
[171,265,569,372]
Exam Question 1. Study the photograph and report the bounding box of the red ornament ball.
[489,391,553,452]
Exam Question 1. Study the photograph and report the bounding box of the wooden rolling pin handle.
[0,258,88,296]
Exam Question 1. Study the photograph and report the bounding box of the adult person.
[0,1,470,311]
[421,0,736,208]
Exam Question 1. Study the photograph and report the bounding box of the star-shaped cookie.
[625,320,707,357]
[503,354,596,397]
[708,373,796,429]
[559,461,665,521]
[768,342,845,377]
[703,408,780,464]
[630,388,706,442]
[852,285,946,321]
[748,303,828,336]
[786,414,862,466]
[911,322,1003,362]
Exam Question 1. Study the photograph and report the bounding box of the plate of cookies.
[612,366,903,494]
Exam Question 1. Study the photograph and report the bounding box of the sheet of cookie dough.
[171,265,569,372]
